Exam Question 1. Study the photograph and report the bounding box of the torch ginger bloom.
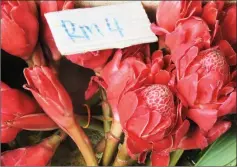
[151,0,202,35]
[23,66,98,166]
[1,130,66,166]
[89,48,190,166]
[114,51,189,166]
[1,82,40,143]
[173,41,236,149]
[1,1,39,60]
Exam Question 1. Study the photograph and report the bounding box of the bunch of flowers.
[1,0,236,166]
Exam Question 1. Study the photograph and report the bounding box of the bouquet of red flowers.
[1,0,236,166]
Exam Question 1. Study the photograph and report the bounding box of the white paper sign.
[45,2,158,55]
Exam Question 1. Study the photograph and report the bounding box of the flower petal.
[207,121,231,144]
[179,46,199,78]
[154,70,171,85]
[177,73,198,106]
[11,4,38,55]
[202,2,218,27]
[118,91,138,126]
[187,108,218,131]
[151,151,170,166]
[126,106,150,137]
[178,128,208,150]
[218,91,236,116]
[142,111,161,137]
[153,136,173,152]
[173,120,190,148]
[126,135,150,158]
[197,71,223,104]
[101,49,122,84]
[1,127,20,143]
[12,113,57,131]
[1,17,28,57]
[218,40,236,66]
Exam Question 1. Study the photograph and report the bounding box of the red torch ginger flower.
[119,84,177,164]
[115,53,189,166]
[40,0,74,61]
[1,1,38,59]
[99,46,150,122]
[1,82,40,143]
[151,0,202,35]
[1,131,66,166]
[91,48,189,166]
[23,66,75,132]
[173,41,236,149]
[23,66,98,166]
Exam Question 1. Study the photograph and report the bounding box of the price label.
[45,2,158,55]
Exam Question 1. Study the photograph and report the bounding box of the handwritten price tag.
[45,2,158,55]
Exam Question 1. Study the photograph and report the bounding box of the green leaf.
[195,127,237,166]
[169,149,184,166]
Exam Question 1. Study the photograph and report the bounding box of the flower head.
[1,131,65,166]
[152,1,202,35]
[1,1,38,59]
[23,66,74,132]
[174,42,236,149]
[91,47,189,165]
[1,82,39,143]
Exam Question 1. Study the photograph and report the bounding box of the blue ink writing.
[105,18,124,37]
[61,17,123,42]
[61,20,85,42]
[84,24,104,37]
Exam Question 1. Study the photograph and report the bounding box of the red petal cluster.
[153,1,202,35]
[23,66,75,133]
[1,1,38,59]
[87,45,190,165]
[151,0,236,152]
[175,44,236,149]
[1,82,40,143]
[1,132,63,166]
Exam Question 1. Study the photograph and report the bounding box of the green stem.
[67,120,98,166]
[100,88,112,133]
[169,149,184,166]
[113,142,136,166]
[78,116,104,133]
[85,91,101,107]
[102,121,123,165]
